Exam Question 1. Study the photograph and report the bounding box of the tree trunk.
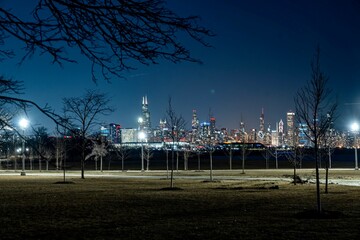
[315,141,322,212]
[170,145,174,188]
[241,147,246,174]
[197,152,201,171]
[176,151,179,171]
[166,149,169,179]
[81,159,85,179]
[209,150,213,181]
[229,148,232,170]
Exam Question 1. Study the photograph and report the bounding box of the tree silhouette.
[63,89,114,179]
[165,97,186,188]
[0,0,213,82]
[294,46,337,213]
[0,0,212,130]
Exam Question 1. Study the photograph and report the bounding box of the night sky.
[2,0,360,133]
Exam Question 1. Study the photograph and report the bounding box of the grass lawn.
[1,172,360,239]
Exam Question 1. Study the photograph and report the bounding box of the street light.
[350,122,359,170]
[19,118,29,176]
[138,131,146,171]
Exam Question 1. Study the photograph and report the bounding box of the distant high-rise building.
[258,108,265,142]
[210,117,216,135]
[140,95,152,138]
[271,130,278,146]
[190,110,199,143]
[159,119,167,131]
[109,123,121,143]
[240,119,245,133]
[191,110,199,130]
[278,119,284,146]
[259,108,265,133]
[121,128,138,143]
[200,122,210,139]
[100,123,121,143]
[287,111,296,146]
[298,123,310,147]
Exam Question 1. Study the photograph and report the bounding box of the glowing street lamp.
[138,131,146,171]
[350,122,359,170]
[19,118,29,176]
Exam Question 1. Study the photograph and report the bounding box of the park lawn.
[0,175,360,239]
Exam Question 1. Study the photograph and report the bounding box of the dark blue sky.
[2,0,360,133]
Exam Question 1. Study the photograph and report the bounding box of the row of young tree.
[0,0,212,178]
[0,1,337,214]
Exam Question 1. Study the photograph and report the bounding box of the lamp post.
[350,122,359,170]
[138,131,146,171]
[19,118,29,176]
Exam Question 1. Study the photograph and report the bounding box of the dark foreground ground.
[1,171,360,240]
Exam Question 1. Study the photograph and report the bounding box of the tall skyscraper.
[259,108,265,133]
[239,117,246,142]
[278,119,284,146]
[191,109,199,130]
[287,111,296,146]
[210,117,216,136]
[140,96,151,131]
[258,108,265,142]
[191,110,199,143]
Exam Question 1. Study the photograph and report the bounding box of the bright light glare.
[138,117,143,123]
[351,122,359,132]
[138,131,146,140]
[19,118,29,129]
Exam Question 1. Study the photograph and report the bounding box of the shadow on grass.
[160,187,183,191]
[294,209,346,219]
[214,185,280,190]
[53,181,75,184]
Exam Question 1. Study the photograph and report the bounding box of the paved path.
[2,169,360,186]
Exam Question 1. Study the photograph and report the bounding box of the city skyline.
[1,0,360,132]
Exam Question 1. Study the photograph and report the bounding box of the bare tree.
[183,147,192,171]
[0,78,23,129]
[86,140,108,172]
[112,144,131,171]
[144,145,154,171]
[294,46,337,213]
[0,0,212,82]
[240,143,251,174]
[63,89,114,179]
[320,125,336,194]
[165,97,186,188]
[223,144,233,170]
[0,1,212,134]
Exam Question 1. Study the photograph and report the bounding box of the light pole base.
[20,171,26,176]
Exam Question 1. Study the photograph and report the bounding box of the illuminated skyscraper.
[239,117,246,142]
[259,108,265,133]
[278,119,284,146]
[287,111,296,146]
[140,95,152,137]
[210,117,216,136]
[190,110,199,143]
[100,123,121,143]
[258,108,265,142]
[191,109,199,130]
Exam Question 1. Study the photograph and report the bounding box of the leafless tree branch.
[0,0,213,82]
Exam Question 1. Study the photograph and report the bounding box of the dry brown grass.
[0,173,360,239]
